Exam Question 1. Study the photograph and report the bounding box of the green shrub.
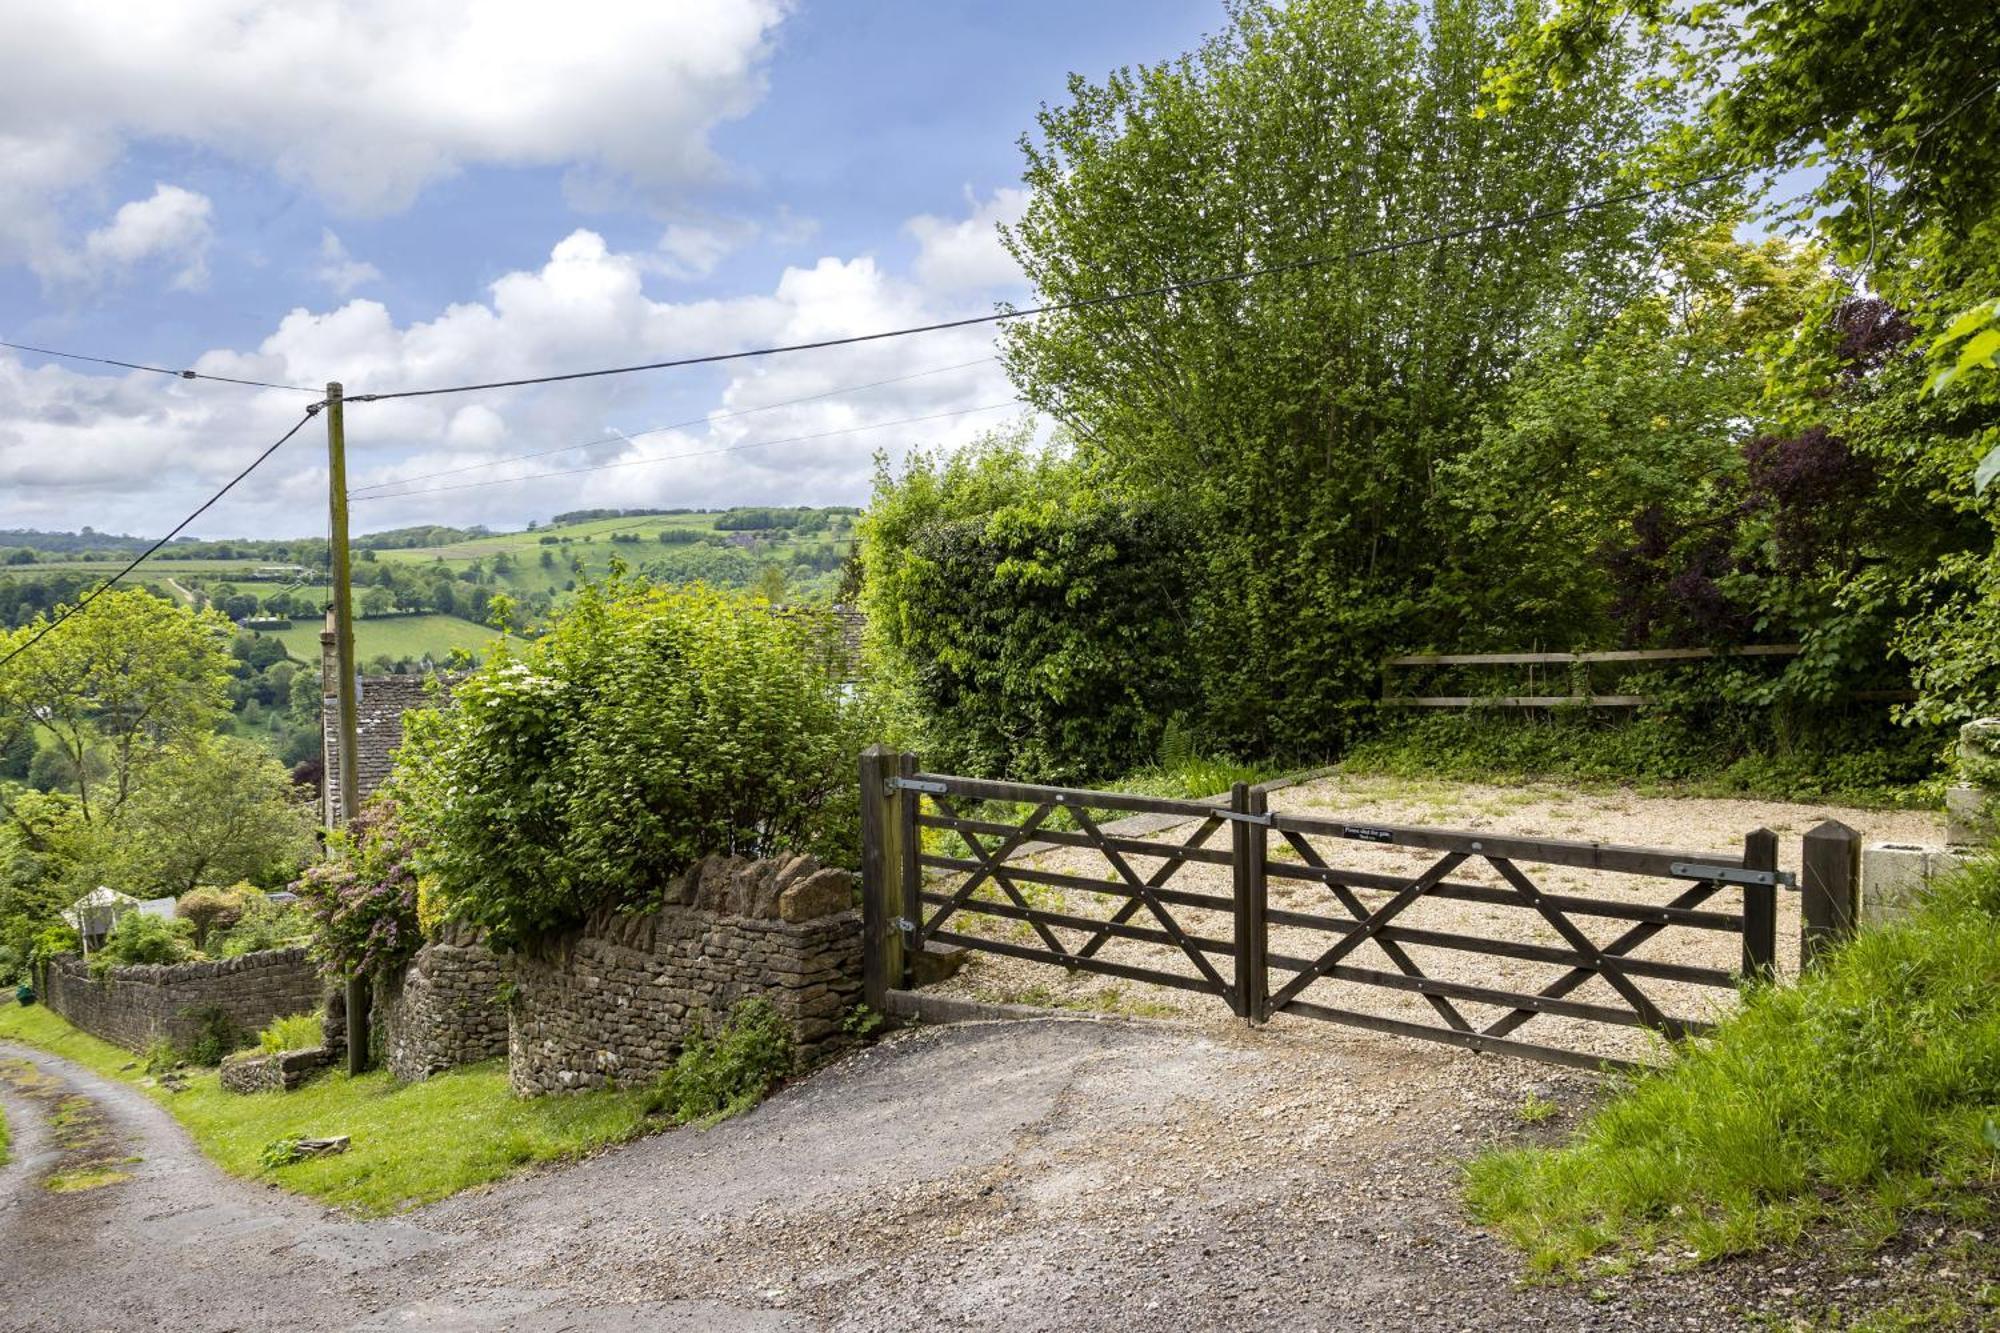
[1465,850,2000,1274]
[1343,708,1944,807]
[296,799,421,977]
[213,900,310,958]
[396,579,874,948]
[90,911,191,974]
[858,436,1199,783]
[257,1012,324,1055]
[642,999,795,1126]
[179,1005,244,1066]
[175,883,257,951]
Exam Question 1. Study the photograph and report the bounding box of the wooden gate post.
[1231,782,1269,1024]
[858,744,908,1013]
[1801,819,1859,969]
[1740,827,1779,982]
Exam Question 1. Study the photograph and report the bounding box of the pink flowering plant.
[298,798,422,979]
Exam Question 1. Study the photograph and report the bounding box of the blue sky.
[0,1,1223,538]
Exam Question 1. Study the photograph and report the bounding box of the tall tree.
[0,590,234,820]
[1001,0,1675,753]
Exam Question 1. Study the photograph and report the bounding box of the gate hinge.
[888,777,949,795]
[1670,862,1797,889]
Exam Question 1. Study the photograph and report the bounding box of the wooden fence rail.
[1381,644,1915,707]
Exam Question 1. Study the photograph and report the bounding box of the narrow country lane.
[0,1020,1839,1331]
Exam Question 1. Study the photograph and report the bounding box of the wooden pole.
[326,382,361,830]
[1740,827,1778,982]
[859,744,896,1013]
[896,751,921,992]
[326,381,369,1074]
[1231,782,1269,1025]
[1801,819,1859,969]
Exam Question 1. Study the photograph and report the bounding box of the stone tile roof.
[321,613,455,825]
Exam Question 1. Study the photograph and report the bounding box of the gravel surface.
[0,1014,1975,1330]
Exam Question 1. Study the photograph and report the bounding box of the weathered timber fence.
[860,747,1861,1072]
[1381,644,1914,708]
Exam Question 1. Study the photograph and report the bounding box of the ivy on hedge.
[860,437,1197,783]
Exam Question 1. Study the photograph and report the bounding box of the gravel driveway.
[0,1011,1947,1333]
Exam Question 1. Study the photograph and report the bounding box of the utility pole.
[325,381,370,1073]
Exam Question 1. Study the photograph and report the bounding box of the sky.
[0,0,1224,539]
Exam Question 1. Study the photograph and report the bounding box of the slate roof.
[321,669,452,826]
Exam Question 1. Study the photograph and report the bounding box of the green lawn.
[0,999,663,1215]
[253,612,518,666]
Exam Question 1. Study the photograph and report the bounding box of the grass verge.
[0,998,663,1215]
[1464,851,2000,1278]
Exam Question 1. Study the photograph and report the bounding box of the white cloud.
[0,221,1026,537]
[651,221,750,280]
[0,0,789,278]
[906,187,1029,292]
[315,230,381,295]
[32,184,216,291]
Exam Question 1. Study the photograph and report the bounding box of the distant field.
[255,613,518,664]
[8,558,277,577]
[372,512,721,562]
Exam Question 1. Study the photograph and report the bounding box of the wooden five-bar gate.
[860,747,1857,1072]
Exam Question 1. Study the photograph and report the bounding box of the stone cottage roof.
[320,616,453,827]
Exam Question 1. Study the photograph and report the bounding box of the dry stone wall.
[42,948,324,1054]
[508,852,863,1095]
[219,1046,328,1093]
[375,922,510,1081]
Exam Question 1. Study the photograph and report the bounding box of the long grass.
[1465,852,2000,1275]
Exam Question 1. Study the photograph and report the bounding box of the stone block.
[778,868,855,923]
[1861,843,1931,928]
[1946,785,1995,846]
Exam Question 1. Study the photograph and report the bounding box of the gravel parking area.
[927,773,1944,1065]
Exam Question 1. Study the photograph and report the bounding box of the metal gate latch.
[1670,862,1797,888]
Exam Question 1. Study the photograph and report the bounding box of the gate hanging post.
[1800,819,1859,969]
[1740,827,1779,982]
[896,751,922,992]
[858,744,907,1012]
[1231,781,1269,1024]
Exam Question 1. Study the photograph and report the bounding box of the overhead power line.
[345,171,1735,406]
[347,355,999,496]
[0,405,324,673]
[0,338,321,393]
[350,400,1021,502]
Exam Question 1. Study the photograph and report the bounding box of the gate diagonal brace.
[931,794,1072,960]
[918,800,1056,945]
[1484,855,1672,1035]
[1075,815,1226,962]
[1070,804,1236,1006]
[1268,850,1470,1012]
[1279,829,1473,1033]
[1483,881,1721,1042]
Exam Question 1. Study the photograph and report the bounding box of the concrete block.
[1861,843,1931,928]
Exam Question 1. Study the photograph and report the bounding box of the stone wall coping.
[52,945,315,985]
